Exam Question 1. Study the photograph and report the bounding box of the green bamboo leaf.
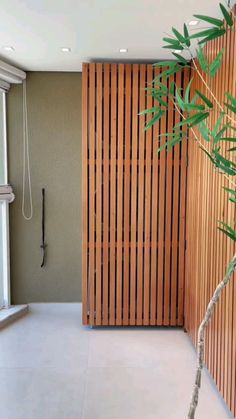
[198,29,226,45]
[224,102,236,114]
[184,78,194,104]
[220,3,233,26]
[172,52,189,64]
[218,220,236,243]
[170,81,175,95]
[183,24,190,47]
[190,112,209,127]
[157,82,169,92]
[153,60,178,68]
[153,66,182,82]
[172,27,186,44]
[200,147,215,163]
[213,149,233,167]
[193,14,224,27]
[152,94,168,108]
[185,103,205,112]
[175,85,185,111]
[144,110,165,131]
[213,149,236,174]
[163,37,180,45]
[220,137,236,142]
[145,88,166,95]
[223,187,236,196]
[209,48,224,77]
[198,121,210,141]
[225,93,236,107]
[158,135,183,153]
[196,47,208,73]
[163,45,184,51]
[139,107,160,115]
[229,197,236,204]
[218,221,235,235]
[218,227,236,241]
[214,125,231,144]
[216,163,236,175]
[190,94,198,105]
[212,112,225,138]
[196,90,213,108]
[157,131,187,139]
[212,112,225,137]
[228,147,236,152]
[190,28,221,39]
[175,112,209,128]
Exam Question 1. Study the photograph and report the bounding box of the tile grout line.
[81,330,92,419]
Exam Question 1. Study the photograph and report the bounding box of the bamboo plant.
[141,2,236,418]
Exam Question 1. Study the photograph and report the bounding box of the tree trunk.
[188,253,236,419]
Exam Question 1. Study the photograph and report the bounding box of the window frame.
[0,90,11,309]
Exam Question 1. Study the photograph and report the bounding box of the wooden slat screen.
[82,63,189,326]
[185,11,236,416]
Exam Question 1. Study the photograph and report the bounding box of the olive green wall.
[7,72,82,303]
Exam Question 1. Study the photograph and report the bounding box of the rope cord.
[22,79,33,220]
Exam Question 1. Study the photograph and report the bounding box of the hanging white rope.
[22,79,33,220]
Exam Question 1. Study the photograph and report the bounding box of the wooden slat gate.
[82,63,188,326]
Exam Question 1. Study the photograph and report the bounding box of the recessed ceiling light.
[3,46,15,51]
[61,47,71,52]
[189,20,199,26]
[119,48,128,53]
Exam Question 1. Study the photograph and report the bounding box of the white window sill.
[0,305,28,329]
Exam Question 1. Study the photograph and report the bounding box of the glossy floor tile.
[0,304,233,419]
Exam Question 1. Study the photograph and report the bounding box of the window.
[0,90,10,309]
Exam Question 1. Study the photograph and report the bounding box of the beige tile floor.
[0,303,233,419]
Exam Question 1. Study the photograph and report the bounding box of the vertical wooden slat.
[95,63,102,325]
[88,63,95,326]
[123,64,132,325]
[82,63,88,325]
[130,64,139,325]
[163,75,174,326]
[109,64,117,325]
[170,71,181,326]
[116,64,124,325]
[157,69,167,325]
[178,68,188,326]
[137,64,146,325]
[150,66,159,326]
[230,17,236,414]
[143,65,152,325]
[224,27,233,406]
[102,63,110,325]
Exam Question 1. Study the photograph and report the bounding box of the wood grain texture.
[82,63,88,324]
[82,63,188,327]
[185,12,236,416]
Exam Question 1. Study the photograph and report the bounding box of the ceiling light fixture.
[119,48,128,53]
[188,20,199,26]
[3,46,15,51]
[61,47,71,52]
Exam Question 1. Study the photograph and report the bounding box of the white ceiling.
[0,0,229,72]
